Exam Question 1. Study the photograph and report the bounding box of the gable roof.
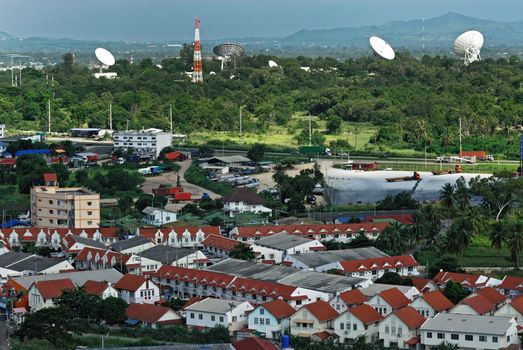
[82,280,111,296]
[233,223,390,239]
[223,188,265,205]
[287,247,389,269]
[433,271,484,288]
[233,337,277,350]
[11,269,123,290]
[393,306,426,329]
[509,296,523,315]
[43,173,57,183]
[184,297,245,314]
[410,276,435,293]
[420,313,515,335]
[110,236,152,252]
[258,299,296,319]
[498,276,523,292]
[7,255,69,273]
[202,234,242,252]
[255,233,319,251]
[140,245,194,264]
[337,288,367,306]
[302,300,338,322]
[348,304,383,325]
[64,234,106,250]
[420,290,454,312]
[339,255,418,273]
[136,226,219,240]
[475,287,506,305]
[460,294,496,315]
[379,288,410,309]
[126,303,180,324]
[33,278,75,299]
[114,274,151,292]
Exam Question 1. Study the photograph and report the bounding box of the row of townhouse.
[229,222,390,243]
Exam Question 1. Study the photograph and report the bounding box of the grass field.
[372,161,519,174]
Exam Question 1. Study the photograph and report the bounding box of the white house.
[289,300,339,338]
[113,128,173,159]
[247,299,296,339]
[251,233,325,263]
[126,303,183,328]
[337,255,419,281]
[449,294,496,316]
[114,274,160,304]
[367,287,411,317]
[142,206,178,226]
[410,290,454,318]
[420,313,520,350]
[202,234,244,259]
[223,188,272,217]
[378,306,426,349]
[28,278,75,311]
[361,283,419,301]
[329,288,367,314]
[110,236,155,255]
[333,304,383,344]
[185,297,254,332]
[82,280,118,299]
[494,296,523,325]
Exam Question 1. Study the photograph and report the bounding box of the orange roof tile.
[461,294,496,315]
[338,288,367,306]
[379,288,410,309]
[420,290,454,312]
[260,299,296,319]
[303,300,339,322]
[153,265,235,288]
[233,337,278,350]
[126,303,179,324]
[393,306,426,329]
[233,223,390,239]
[509,296,523,315]
[114,274,151,292]
[410,277,434,293]
[433,271,483,288]
[43,173,57,182]
[33,278,75,299]
[475,287,506,305]
[202,234,242,252]
[82,280,110,296]
[498,276,523,292]
[340,255,418,273]
[348,304,383,325]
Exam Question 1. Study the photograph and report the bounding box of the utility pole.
[10,56,14,87]
[169,104,173,134]
[459,117,463,157]
[48,99,51,133]
[109,101,113,131]
[19,58,22,86]
[309,114,312,146]
[239,106,243,138]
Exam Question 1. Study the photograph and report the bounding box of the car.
[337,152,349,157]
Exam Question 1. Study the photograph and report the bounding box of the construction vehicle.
[386,172,421,183]
[432,165,462,175]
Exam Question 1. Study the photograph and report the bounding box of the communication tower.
[192,17,203,83]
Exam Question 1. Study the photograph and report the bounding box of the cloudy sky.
[0,0,521,41]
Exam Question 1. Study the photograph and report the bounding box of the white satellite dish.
[268,60,279,68]
[369,36,395,60]
[453,30,484,65]
[95,48,116,66]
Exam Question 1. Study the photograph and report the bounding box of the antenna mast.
[48,100,51,133]
[192,17,203,83]
[109,101,113,131]
[309,114,312,146]
[169,104,173,134]
[459,117,462,156]
[239,106,243,137]
[10,56,14,87]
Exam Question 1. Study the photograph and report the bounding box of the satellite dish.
[268,60,279,68]
[369,36,395,60]
[213,43,244,71]
[453,30,484,65]
[95,48,116,66]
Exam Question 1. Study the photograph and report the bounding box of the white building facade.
[113,128,172,159]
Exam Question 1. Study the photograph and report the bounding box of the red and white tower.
[192,17,203,83]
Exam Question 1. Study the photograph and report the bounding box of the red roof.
[232,222,390,239]
[348,304,383,325]
[303,300,339,322]
[393,306,426,329]
[339,255,418,273]
[164,151,184,161]
[312,331,339,341]
[475,287,506,305]
[33,278,75,299]
[509,296,523,315]
[433,271,484,288]
[0,227,118,242]
[43,173,57,182]
[153,265,235,288]
[410,277,434,293]
[75,247,108,262]
[202,234,242,252]
[83,280,110,296]
[259,299,296,319]
[126,303,180,324]
[233,337,277,350]
[0,158,16,165]
[379,288,410,309]
[137,226,219,240]
[228,277,301,301]
[338,288,367,306]
[498,276,523,293]
[115,274,152,292]
[405,336,420,345]
[460,294,496,315]
[420,290,454,312]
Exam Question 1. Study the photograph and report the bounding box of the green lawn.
[372,161,518,174]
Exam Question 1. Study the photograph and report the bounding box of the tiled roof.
[475,287,506,305]
[311,330,339,341]
[509,296,523,315]
[461,294,496,315]
[497,276,523,292]
[33,278,75,299]
[126,303,179,324]
[410,277,434,293]
[137,226,219,240]
[433,271,483,288]
[82,280,110,296]
[228,277,301,301]
[348,304,383,325]
[338,288,367,306]
[258,299,296,319]
[63,234,106,250]
[110,236,151,252]
[379,288,410,309]
[202,234,242,252]
[75,247,108,261]
[339,255,418,273]
[393,306,426,329]
[302,300,339,322]
[43,173,57,182]
[420,290,454,312]
[0,227,118,241]
[233,222,390,239]
[233,337,277,350]
[114,274,150,292]
[153,265,235,287]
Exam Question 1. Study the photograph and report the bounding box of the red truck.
[173,192,192,201]
[459,151,494,161]
[152,187,183,196]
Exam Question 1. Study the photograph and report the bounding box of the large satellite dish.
[268,60,279,68]
[93,48,117,79]
[369,36,395,60]
[213,43,244,71]
[453,30,484,65]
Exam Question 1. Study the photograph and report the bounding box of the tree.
[347,232,373,248]
[62,52,75,69]
[442,218,475,258]
[454,177,471,210]
[428,255,462,279]
[55,287,101,321]
[375,272,403,285]
[135,194,168,212]
[504,220,523,270]
[439,182,456,217]
[100,297,128,325]
[163,297,186,311]
[118,195,134,216]
[229,243,256,261]
[433,342,458,350]
[198,144,214,158]
[375,222,406,256]
[326,116,342,134]
[247,143,267,163]
[443,281,469,304]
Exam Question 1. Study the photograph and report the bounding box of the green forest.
[1,49,523,157]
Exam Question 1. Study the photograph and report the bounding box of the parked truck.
[459,151,494,161]
[432,165,462,175]
[152,187,183,196]
[138,166,162,176]
[386,171,421,183]
[173,192,192,201]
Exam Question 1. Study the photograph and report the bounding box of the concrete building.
[420,313,520,349]
[30,184,100,229]
[247,299,295,339]
[410,290,454,318]
[367,288,411,317]
[185,297,254,332]
[114,274,160,304]
[223,188,272,218]
[113,128,172,159]
[251,233,325,264]
[379,306,426,349]
[28,278,75,311]
[333,304,383,344]
[329,288,367,314]
[289,300,339,338]
[142,206,178,226]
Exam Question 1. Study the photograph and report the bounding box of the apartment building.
[30,185,100,229]
[113,128,172,159]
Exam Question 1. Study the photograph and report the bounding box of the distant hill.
[0,31,13,40]
[283,12,523,49]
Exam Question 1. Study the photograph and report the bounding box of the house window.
[398,327,402,335]
[254,317,258,324]
[211,315,215,321]
[198,314,203,320]
[492,336,498,343]
[87,201,92,206]
[49,200,53,205]
[88,221,93,225]
[451,334,459,340]
[219,316,224,322]
[427,332,432,338]
[266,318,270,325]
[88,211,92,215]
[437,333,444,339]
[49,209,54,214]
[232,316,237,322]
[465,335,473,341]
[340,323,344,330]
[190,313,194,319]
[260,309,265,315]
[479,336,486,342]
[260,318,264,325]
[353,324,357,331]
[385,326,389,334]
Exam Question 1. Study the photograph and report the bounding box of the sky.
[0,0,522,42]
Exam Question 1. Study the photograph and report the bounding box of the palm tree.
[489,220,507,253]
[444,218,475,259]
[505,220,523,270]
[439,183,456,215]
[441,127,455,146]
[375,222,406,256]
[454,177,471,210]
[463,207,487,237]
[353,127,361,149]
